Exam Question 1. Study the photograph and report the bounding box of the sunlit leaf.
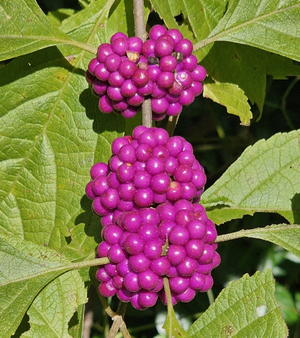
[0,0,74,61]
[194,0,300,62]
[202,130,300,224]
[188,270,288,338]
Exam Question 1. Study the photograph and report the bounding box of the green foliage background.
[0,0,300,337]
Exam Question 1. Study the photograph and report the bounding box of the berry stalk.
[133,0,152,128]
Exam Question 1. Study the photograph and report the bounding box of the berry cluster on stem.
[86,126,220,310]
[85,25,206,121]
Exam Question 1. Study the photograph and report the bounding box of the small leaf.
[163,305,188,338]
[275,284,299,325]
[202,42,300,113]
[217,224,300,260]
[188,269,288,338]
[195,0,300,62]
[203,81,252,125]
[202,130,300,225]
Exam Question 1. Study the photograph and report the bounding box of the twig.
[133,0,152,128]
[107,316,124,338]
[133,0,147,42]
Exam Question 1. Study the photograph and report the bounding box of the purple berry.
[111,37,129,56]
[123,233,145,255]
[104,53,121,72]
[151,97,169,114]
[174,39,193,57]
[138,269,159,290]
[97,43,113,62]
[149,25,167,41]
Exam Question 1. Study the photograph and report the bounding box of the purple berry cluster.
[85,126,206,215]
[96,202,220,309]
[86,126,220,310]
[85,25,206,120]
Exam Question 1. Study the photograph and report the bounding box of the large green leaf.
[0,232,89,338]
[0,0,85,62]
[188,270,288,338]
[194,0,300,62]
[217,224,300,259]
[149,0,227,60]
[21,271,87,338]
[0,2,125,249]
[202,130,300,225]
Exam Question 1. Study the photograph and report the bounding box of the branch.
[133,0,152,128]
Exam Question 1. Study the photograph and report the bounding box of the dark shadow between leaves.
[74,194,102,245]
[291,193,300,224]
[79,87,125,135]
[11,313,30,338]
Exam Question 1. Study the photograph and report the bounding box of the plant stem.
[133,0,152,128]
[163,277,173,315]
[133,0,147,42]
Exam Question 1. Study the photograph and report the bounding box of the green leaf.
[0,0,125,248]
[195,0,300,62]
[275,284,299,325]
[217,224,300,260]
[0,0,74,62]
[0,232,76,338]
[149,0,227,60]
[21,270,87,338]
[202,42,300,113]
[202,130,300,225]
[163,306,188,338]
[47,9,76,27]
[68,304,85,338]
[203,81,252,126]
[0,231,106,338]
[188,269,288,338]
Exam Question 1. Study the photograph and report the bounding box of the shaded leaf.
[203,81,252,125]
[202,42,300,113]
[275,284,299,325]
[188,270,288,338]
[202,130,300,225]
[195,0,300,62]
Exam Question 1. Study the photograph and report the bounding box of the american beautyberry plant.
[0,0,300,338]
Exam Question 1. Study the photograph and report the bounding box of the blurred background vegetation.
[36,1,300,337]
